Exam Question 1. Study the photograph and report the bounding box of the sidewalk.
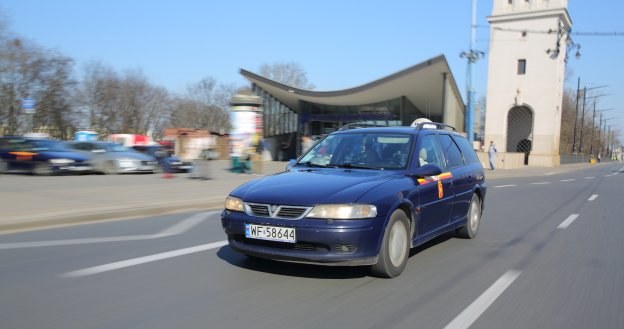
[0,160,603,233]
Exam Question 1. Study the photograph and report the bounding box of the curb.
[0,198,226,234]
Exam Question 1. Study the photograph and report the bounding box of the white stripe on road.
[0,212,215,249]
[588,194,599,201]
[443,270,522,329]
[493,185,517,188]
[584,177,595,180]
[558,214,579,229]
[531,182,550,185]
[560,179,576,182]
[61,241,228,278]
[153,212,215,237]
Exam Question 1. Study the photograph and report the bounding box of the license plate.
[245,224,296,243]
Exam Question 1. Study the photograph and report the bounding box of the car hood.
[110,152,155,161]
[231,169,402,206]
[36,151,90,161]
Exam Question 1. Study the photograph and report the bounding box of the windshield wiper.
[298,161,327,168]
[334,162,379,170]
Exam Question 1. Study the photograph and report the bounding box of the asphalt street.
[0,162,623,329]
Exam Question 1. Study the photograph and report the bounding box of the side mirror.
[285,159,297,171]
[412,164,442,178]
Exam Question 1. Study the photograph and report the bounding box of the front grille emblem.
[269,204,279,216]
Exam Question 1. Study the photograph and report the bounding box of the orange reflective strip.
[9,151,37,156]
[417,172,453,185]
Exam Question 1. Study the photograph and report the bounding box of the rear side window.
[438,134,463,168]
[452,135,480,164]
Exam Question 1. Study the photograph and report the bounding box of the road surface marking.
[0,212,216,249]
[493,185,516,188]
[153,212,214,237]
[584,177,595,179]
[560,179,576,182]
[531,182,550,185]
[443,270,522,329]
[588,194,599,201]
[558,214,579,229]
[61,240,228,278]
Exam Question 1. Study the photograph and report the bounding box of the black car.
[222,120,487,278]
[0,137,92,175]
[131,145,193,173]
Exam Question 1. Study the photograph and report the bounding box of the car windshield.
[103,143,130,152]
[298,132,413,170]
[30,140,72,152]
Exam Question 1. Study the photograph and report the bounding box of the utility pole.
[578,87,609,154]
[572,77,580,153]
[461,0,484,145]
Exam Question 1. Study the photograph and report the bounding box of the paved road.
[1,162,622,329]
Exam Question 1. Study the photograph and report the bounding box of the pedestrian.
[488,141,497,170]
[301,134,314,154]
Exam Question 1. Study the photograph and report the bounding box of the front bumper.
[221,210,385,266]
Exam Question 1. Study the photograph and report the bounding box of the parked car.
[221,120,487,278]
[67,141,158,174]
[0,136,92,175]
[130,145,193,173]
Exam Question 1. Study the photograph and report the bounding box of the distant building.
[240,54,465,160]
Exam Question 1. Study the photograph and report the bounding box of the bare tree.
[176,76,235,133]
[34,51,77,139]
[258,62,315,90]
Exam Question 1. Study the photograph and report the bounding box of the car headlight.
[225,196,244,212]
[49,158,74,165]
[306,204,377,219]
[116,159,136,167]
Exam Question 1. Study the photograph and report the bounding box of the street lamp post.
[460,0,484,145]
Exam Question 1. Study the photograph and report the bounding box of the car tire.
[33,163,53,176]
[371,210,410,278]
[0,159,7,173]
[456,193,481,239]
[103,162,118,175]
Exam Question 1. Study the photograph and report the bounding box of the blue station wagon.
[221,121,487,278]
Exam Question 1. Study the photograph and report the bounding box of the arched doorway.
[506,106,534,165]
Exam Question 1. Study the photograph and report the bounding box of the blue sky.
[2,0,623,135]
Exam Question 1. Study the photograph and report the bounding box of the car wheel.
[456,193,481,239]
[103,162,118,175]
[371,210,410,278]
[153,164,163,174]
[0,159,7,173]
[33,163,54,176]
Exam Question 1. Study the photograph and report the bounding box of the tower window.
[517,59,527,75]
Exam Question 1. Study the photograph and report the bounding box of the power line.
[492,26,624,36]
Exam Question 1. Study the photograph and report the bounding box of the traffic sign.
[22,98,36,114]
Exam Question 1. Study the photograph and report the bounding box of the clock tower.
[485,0,572,166]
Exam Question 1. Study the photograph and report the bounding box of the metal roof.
[239,54,465,120]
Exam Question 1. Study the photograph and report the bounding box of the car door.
[413,133,455,236]
[437,134,472,224]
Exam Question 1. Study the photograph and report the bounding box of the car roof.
[332,125,465,138]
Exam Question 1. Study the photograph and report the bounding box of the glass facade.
[252,84,298,137]
[252,83,429,139]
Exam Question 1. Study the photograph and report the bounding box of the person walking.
[488,141,497,170]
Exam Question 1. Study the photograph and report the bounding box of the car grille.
[245,203,311,220]
[234,235,329,252]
